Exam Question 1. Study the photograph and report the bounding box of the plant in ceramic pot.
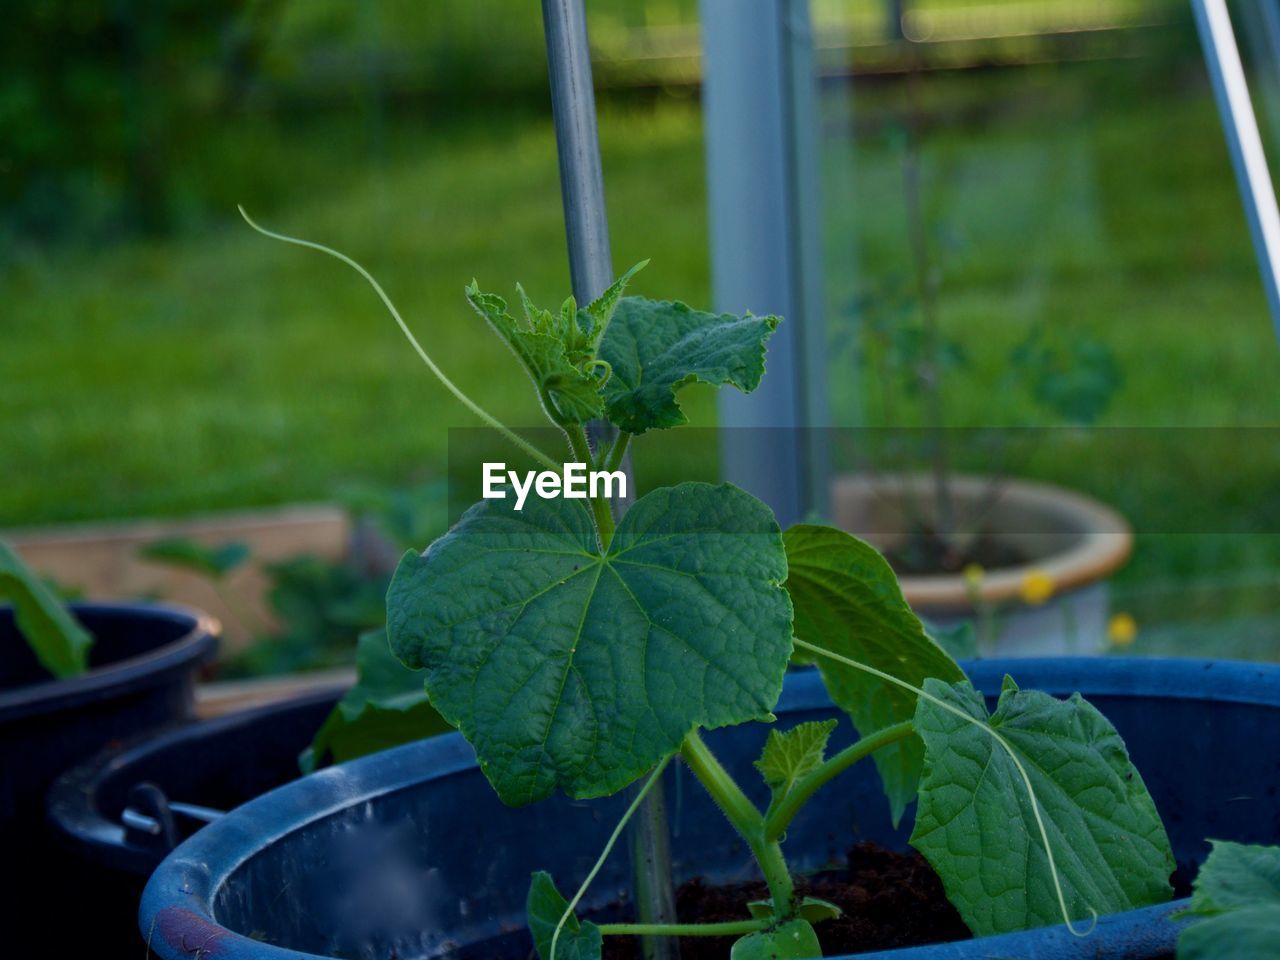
[229,214,1178,959]
[833,131,1130,657]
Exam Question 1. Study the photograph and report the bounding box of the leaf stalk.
[764,719,916,842]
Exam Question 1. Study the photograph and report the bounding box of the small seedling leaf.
[910,678,1174,936]
[300,628,452,772]
[387,482,793,805]
[0,539,93,678]
[754,719,837,802]
[527,871,602,960]
[729,919,821,960]
[598,298,780,434]
[747,897,842,923]
[467,282,604,424]
[783,524,965,824]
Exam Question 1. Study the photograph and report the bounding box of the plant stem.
[764,720,916,841]
[566,424,617,548]
[680,731,795,916]
[599,920,765,938]
[602,431,632,473]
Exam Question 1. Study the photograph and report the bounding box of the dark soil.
[600,843,970,960]
[884,527,1030,576]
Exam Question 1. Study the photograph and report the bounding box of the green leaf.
[140,537,251,579]
[747,897,841,923]
[754,719,837,805]
[1178,907,1280,960]
[0,539,93,678]
[527,871,602,960]
[1184,840,1280,917]
[729,919,821,959]
[909,677,1174,936]
[1176,841,1280,959]
[578,259,648,356]
[466,282,604,424]
[299,628,452,773]
[387,481,792,806]
[783,524,965,824]
[598,297,780,434]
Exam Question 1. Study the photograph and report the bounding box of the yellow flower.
[1108,613,1138,648]
[1019,569,1055,606]
[962,563,985,592]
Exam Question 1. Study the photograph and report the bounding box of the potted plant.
[832,125,1131,657]
[0,539,217,950]
[135,224,1278,959]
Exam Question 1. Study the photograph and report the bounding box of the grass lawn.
[2,50,1277,648]
[0,100,714,528]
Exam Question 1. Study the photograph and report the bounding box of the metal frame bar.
[700,0,829,527]
[1193,0,1280,340]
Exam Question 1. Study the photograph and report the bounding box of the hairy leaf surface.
[1177,841,1280,960]
[300,629,452,773]
[754,719,836,807]
[467,282,603,424]
[598,298,780,434]
[783,524,964,823]
[0,539,93,678]
[527,871,601,960]
[910,677,1174,936]
[387,482,793,805]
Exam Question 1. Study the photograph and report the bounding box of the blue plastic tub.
[0,602,216,951]
[140,658,1280,959]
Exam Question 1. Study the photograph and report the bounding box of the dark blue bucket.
[140,658,1280,959]
[0,602,217,950]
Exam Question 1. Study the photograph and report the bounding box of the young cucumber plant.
[243,211,1176,959]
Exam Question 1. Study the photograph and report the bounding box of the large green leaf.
[467,282,604,424]
[387,482,793,805]
[0,539,93,678]
[1177,841,1280,960]
[527,871,602,960]
[299,628,452,773]
[598,297,780,434]
[729,919,821,960]
[910,677,1174,936]
[783,524,964,824]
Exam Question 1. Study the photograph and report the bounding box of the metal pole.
[701,0,830,526]
[541,0,614,304]
[1192,0,1280,341]
[539,4,680,957]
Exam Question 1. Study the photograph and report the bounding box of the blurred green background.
[2,0,1278,661]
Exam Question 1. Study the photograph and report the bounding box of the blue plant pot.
[0,602,217,950]
[140,658,1280,959]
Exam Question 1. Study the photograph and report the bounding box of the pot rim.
[140,657,1280,960]
[0,601,219,723]
[47,685,346,875]
[831,474,1133,609]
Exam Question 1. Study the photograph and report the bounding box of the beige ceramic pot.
[830,474,1133,655]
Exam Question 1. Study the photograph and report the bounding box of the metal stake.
[540,3,680,957]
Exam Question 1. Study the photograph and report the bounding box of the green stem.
[680,732,795,915]
[764,720,916,841]
[600,920,765,938]
[567,424,617,548]
[602,431,632,473]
